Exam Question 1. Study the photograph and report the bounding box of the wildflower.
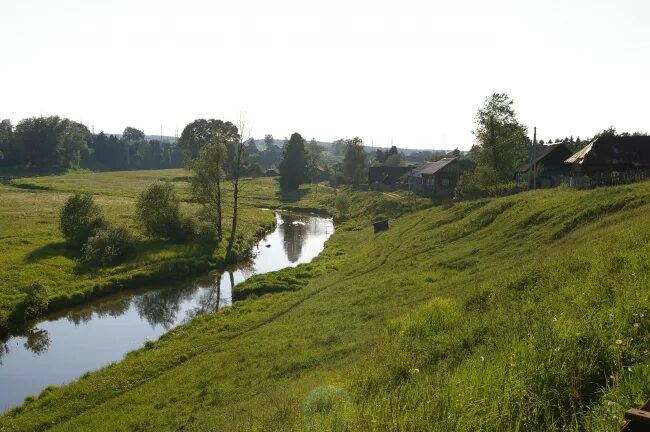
[480,356,485,362]
[410,368,420,374]
[607,400,616,407]
[628,367,633,372]
[641,313,645,318]
[552,317,557,322]
[615,339,623,345]
[555,347,560,352]
[634,323,640,328]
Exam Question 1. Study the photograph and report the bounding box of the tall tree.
[178,119,238,163]
[305,138,325,182]
[472,93,527,183]
[122,126,145,143]
[226,115,248,261]
[0,119,13,164]
[343,137,368,186]
[190,138,228,240]
[264,134,274,150]
[279,132,307,190]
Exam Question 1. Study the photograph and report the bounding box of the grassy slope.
[1,182,648,431]
[0,170,336,328]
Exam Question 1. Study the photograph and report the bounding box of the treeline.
[0,117,183,173]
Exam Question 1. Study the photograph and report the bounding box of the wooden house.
[368,165,413,189]
[566,135,650,175]
[408,158,462,196]
[515,143,573,187]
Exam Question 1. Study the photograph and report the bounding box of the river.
[0,211,334,412]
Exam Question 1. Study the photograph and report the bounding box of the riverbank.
[0,171,340,333]
[0,211,334,412]
[3,182,648,431]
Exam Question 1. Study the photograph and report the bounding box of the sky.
[2,0,649,150]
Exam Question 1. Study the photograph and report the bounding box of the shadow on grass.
[24,241,77,263]
[277,187,310,203]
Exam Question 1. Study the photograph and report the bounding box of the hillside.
[1,182,649,431]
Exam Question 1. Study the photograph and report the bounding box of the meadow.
[0,170,338,330]
[1,179,648,431]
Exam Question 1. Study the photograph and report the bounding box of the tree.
[264,134,274,150]
[343,137,368,186]
[190,138,228,240]
[471,93,527,184]
[226,114,248,261]
[279,132,307,190]
[59,193,105,245]
[178,119,238,162]
[0,119,13,164]
[305,138,325,182]
[135,182,182,239]
[122,126,145,143]
[332,139,345,156]
[13,116,89,171]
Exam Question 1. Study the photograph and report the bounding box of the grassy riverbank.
[2,181,648,431]
[0,170,340,330]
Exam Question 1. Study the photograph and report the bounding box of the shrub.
[22,282,49,320]
[334,193,351,220]
[82,225,134,267]
[135,182,182,239]
[59,193,105,245]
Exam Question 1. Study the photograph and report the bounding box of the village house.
[408,158,462,196]
[515,143,573,187]
[566,135,650,174]
[368,165,413,189]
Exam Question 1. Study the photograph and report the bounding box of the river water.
[0,211,334,412]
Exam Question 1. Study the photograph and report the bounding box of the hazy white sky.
[2,0,649,150]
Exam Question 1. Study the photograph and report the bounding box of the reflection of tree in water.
[0,340,7,365]
[281,214,309,263]
[186,271,236,321]
[23,327,50,355]
[66,297,131,326]
[133,285,196,330]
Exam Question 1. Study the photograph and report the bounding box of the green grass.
[1,181,648,431]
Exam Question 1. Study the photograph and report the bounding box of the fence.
[564,169,650,189]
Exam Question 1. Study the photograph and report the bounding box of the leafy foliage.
[82,225,135,267]
[21,282,49,321]
[59,193,105,246]
[343,137,368,186]
[279,133,307,190]
[135,182,182,239]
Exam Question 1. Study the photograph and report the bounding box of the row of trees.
[278,133,369,190]
[0,117,183,172]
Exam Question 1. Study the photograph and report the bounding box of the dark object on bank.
[374,219,389,233]
[621,399,650,431]
[265,244,271,248]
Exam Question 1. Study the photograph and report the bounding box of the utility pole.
[532,126,537,190]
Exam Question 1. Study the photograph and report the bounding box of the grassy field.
[0,170,341,330]
[1,181,648,431]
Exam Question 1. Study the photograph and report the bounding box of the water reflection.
[0,211,334,412]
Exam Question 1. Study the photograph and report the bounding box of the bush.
[22,282,49,320]
[135,182,182,239]
[82,225,135,267]
[334,193,351,220]
[59,193,105,245]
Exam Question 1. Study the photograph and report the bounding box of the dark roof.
[410,158,456,178]
[566,136,650,167]
[517,143,572,172]
[368,165,414,184]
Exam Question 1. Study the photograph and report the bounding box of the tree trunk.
[226,143,243,261]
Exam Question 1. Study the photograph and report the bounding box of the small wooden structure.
[621,399,650,431]
[408,158,462,196]
[373,219,389,233]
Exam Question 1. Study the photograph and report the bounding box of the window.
[441,178,450,187]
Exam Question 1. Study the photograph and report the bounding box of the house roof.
[410,158,456,178]
[565,135,650,167]
[517,143,571,172]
